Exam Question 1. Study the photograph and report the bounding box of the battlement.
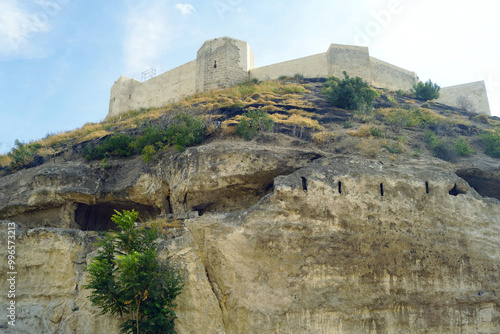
[107,37,491,119]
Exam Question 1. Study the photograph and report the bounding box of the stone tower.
[196,37,254,93]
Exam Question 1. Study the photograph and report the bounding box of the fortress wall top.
[327,44,372,82]
[108,76,142,119]
[107,37,491,119]
[107,61,196,120]
[437,81,491,116]
[130,60,196,112]
[249,53,328,81]
[370,57,418,91]
[196,37,254,92]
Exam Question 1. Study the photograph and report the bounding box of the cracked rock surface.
[1,140,500,333]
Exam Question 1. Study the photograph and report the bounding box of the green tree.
[322,72,379,110]
[412,79,440,101]
[85,210,183,334]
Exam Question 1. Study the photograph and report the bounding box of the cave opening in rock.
[448,184,466,197]
[380,183,384,196]
[455,170,500,200]
[338,181,342,194]
[75,202,160,231]
[425,181,429,194]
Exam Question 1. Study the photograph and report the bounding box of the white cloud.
[175,3,195,17]
[0,0,51,59]
[124,1,174,76]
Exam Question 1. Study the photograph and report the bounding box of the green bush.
[132,126,166,153]
[8,140,42,170]
[85,210,183,334]
[396,89,412,98]
[322,72,379,110]
[83,113,206,160]
[83,133,134,160]
[454,138,476,157]
[424,130,467,161]
[385,142,403,154]
[236,109,274,140]
[412,80,440,101]
[480,131,500,158]
[142,145,157,163]
[343,120,353,128]
[369,127,385,138]
[165,113,205,152]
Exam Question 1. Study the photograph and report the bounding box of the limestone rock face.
[186,158,500,333]
[0,141,320,230]
[0,223,224,334]
[1,143,499,333]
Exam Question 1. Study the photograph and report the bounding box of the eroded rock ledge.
[1,149,499,333]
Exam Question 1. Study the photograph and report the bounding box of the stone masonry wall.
[107,37,490,119]
[437,81,491,116]
[106,61,196,120]
[196,37,253,93]
[249,53,328,81]
[370,56,419,91]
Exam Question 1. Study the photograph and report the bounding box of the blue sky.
[1,0,499,153]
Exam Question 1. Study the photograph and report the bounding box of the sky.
[0,0,499,154]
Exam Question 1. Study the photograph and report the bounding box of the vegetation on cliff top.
[1,76,499,174]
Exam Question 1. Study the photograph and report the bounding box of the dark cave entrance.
[75,202,160,231]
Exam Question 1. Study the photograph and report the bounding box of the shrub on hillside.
[454,138,476,157]
[165,113,205,151]
[236,109,274,140]
[83,133,134,160]
[8,140,42,170]
[322,72,379,110]
[412,80,440,101]
[82,113,206,160]
[480,131,500,158]
[424,131,475,161]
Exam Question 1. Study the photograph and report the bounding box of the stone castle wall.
[196,37,254,92]
[437,81,491,115]
[107,37,491,119]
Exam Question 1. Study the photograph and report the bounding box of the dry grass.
[142,216,184,236]
[287,108,318,118]
[282,114,323,130]
[357,137,381,158]
[269,114,288,122]
[221,118,240,135]
[348,125,373,137]
[312,131,336,145]
[474,114,491,124]
[269,113,323,130]
[0,155,12,168]
[261,105,284,112]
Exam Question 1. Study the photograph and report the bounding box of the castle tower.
[196,37,254,93]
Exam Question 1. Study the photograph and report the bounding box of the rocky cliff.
[1,136,499,333]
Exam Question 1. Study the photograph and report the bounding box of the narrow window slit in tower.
[380,183,384,196]
[338,181,342,194]
[214,60,217,69]
[425,181,429,194]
